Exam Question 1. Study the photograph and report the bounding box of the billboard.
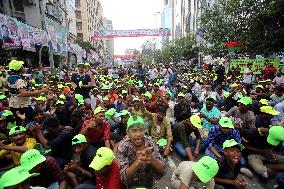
[0,13,21,49]
[92,28,171,39]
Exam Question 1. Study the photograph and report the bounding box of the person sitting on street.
[171,156,219,189]
[116,115,165,188]
[205,117,241,159]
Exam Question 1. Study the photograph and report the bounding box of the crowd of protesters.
[0,59,283,189]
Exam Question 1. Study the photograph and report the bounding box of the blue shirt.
[206,125,241,148]
[201,106,221,131]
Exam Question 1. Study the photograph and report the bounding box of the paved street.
[156,152,277,189]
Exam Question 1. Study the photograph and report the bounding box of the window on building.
[13,0,24,12]
[75,0,80,7]
[77,33,83,40]
[76,11,81,19]
[76,22,82,30]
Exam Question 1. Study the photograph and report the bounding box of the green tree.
[200,0,284,56]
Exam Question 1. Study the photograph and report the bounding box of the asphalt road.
[156,152,277,189]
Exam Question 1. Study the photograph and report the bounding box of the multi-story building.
[161,0,173,47]
[104,19,114,56]
[75,0,104,43]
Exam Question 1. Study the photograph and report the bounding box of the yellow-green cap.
[0,166,39,189]
[0,94,7,100]
[59,94,66,100]
[157,138,168,148]
[72,134,87,145]
[223,92,230,98]
[143,91,152,99]
[190,114,202,128]
[2,110,13,117]
[75,94,84,100]
[119,109,130,116]
[267,126,284,146]
[121,90,128,94]
[105,108,116,119]
[260,106,280,116]
[57,84,64,89]
[103,96,109,101]
[20,149,46,170]
[133,96,140,101]
[9,126,26,136]
[259,99,269,106]
[35,96,47,101]
[237,96,252,105]
[192,156,219,183]
[8,60,24,71]
[222,139,244,150]
[255,85,264,89]
[177,92,185,97]
[93,107,105,115]
[219,117,234,128]
[127,116,144,129]
[89,147,115,171]
[56,100,65,105]
[231,83,238,88]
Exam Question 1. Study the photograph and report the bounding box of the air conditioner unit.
[23,0,36,6]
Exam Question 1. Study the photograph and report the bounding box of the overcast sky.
[100,0,163,54]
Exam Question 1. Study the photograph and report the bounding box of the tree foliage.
[200,0,284,56]
[140,35,198,64]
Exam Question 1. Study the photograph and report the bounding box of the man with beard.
[116,116,165,188]
[0,126,36,166]
[225,96,255,133]
[215,139,247,189]
[205,117,241,159]
[80,107,111,149]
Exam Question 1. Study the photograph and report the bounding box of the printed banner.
[230,58,280,74]
[92,28,171,39]
[19,23,36,52]
[44,17,67,55]
[0,13,21,49]
[31,27,48,46]
[113,54,143,59]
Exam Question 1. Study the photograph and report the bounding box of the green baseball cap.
[121,90,128,94]
[8,60,24,71]
[223,139,244,150]
[20,149,46,170]
[72,134,87,145]
[89,147,115,171]
[9,126,26,136]
[105,108,116,119]
[259,99,269,106]
[2,110,13,117]
[93,106,105,115]
[119,109,130,116]
[157,138,168,148]
[237,96,252,105]
[127,116,144,129]
[219,117,234,129]
[35,96,47,101]
[206,95,216,101]
[59,94,66,100]
[223,92,230,98]
[103,96,109,101]
[0,94,7,100]
[260,106,280,116]
[267,126,284,146]
[56,100,65,105]
[0,166,39,189]
[133,96,140,101]
[177,92,185,97]
[192,156,219,183]
[143,91,152,99]
[190,114,202,128]
[75,94,84,100]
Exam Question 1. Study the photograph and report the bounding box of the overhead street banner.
[113,54,143,59]
[92,28,171,39]
[230,58,280,74]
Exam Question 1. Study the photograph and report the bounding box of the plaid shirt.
[206,125,241,148]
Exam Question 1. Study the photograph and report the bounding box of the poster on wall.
[19,23,36,52]
[0,13,21,49]
[31,27,48,46]
[44,17,67,55]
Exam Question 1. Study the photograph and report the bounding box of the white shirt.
[150,68,158,80]
[243,68,252,84]
[161,68,173,80]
